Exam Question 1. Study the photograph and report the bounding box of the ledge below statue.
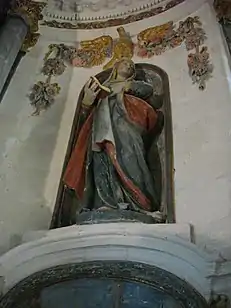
[75,209,166,225]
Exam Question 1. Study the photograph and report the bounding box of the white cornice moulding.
[43,0,185,22]
[0,223,213,299]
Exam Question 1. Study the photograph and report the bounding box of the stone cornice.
[42,0,186,28]
[0,223,211,298]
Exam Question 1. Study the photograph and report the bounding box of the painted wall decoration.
[29,17,213,115]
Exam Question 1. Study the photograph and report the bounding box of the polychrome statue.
[63,58,164,214]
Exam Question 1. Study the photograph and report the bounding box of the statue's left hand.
[82,78,101,106]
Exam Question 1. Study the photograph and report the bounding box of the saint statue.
[63,58,164,216]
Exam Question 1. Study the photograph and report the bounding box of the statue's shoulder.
[129,80,153,99]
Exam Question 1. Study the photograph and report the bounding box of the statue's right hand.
[82,78,101,106]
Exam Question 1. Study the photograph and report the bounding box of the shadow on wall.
[0,58,73,256]
[0,205,52,256]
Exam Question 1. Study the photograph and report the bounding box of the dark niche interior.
[214,0,231,56]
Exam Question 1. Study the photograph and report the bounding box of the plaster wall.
[45,0,231,256]
[0,0,231,262]
[0,33,76,255]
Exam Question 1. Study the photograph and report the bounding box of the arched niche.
[51,63,174,228]
[0,223,211,307]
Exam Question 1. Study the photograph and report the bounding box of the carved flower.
[28,81,44,101]
[184,28,206,50]
[187,46,213,90]
[58,44,77,62]
[168,36,183,48]
[72,56,87,67]
[152,46,164,55]
[136,47,148,58]
[29,80,61,115]
[147,51,154,58]
[46,83,60,97]
[177,17,206,50]
[42,58,66,76]
[72,49,96,67]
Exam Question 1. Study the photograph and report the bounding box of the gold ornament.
[72,35,113,68]
[103,27,134,70]
[10,0,46,52]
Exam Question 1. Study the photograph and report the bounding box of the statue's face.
[116,59,135,79]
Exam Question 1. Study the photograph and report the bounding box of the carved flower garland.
[29,15,213,115]
[177,16,206,50]
[136,16,213,90]
[29,80,61,116]
[187,46,213,90]
[41,58,66,76]
[29,44,76,115]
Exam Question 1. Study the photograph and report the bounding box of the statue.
[63,58,164,216]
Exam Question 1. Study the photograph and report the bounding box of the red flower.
[72,57,85,67]
[137,48,148,57]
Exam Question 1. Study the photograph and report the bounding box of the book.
[90,76,111,94]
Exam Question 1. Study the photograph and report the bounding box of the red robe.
[63,94,158,211]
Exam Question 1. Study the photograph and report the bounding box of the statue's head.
[114,58,135,80]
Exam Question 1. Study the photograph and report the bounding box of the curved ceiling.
[43,0,185,22]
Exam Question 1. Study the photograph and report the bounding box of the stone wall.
[0,31,76,255]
